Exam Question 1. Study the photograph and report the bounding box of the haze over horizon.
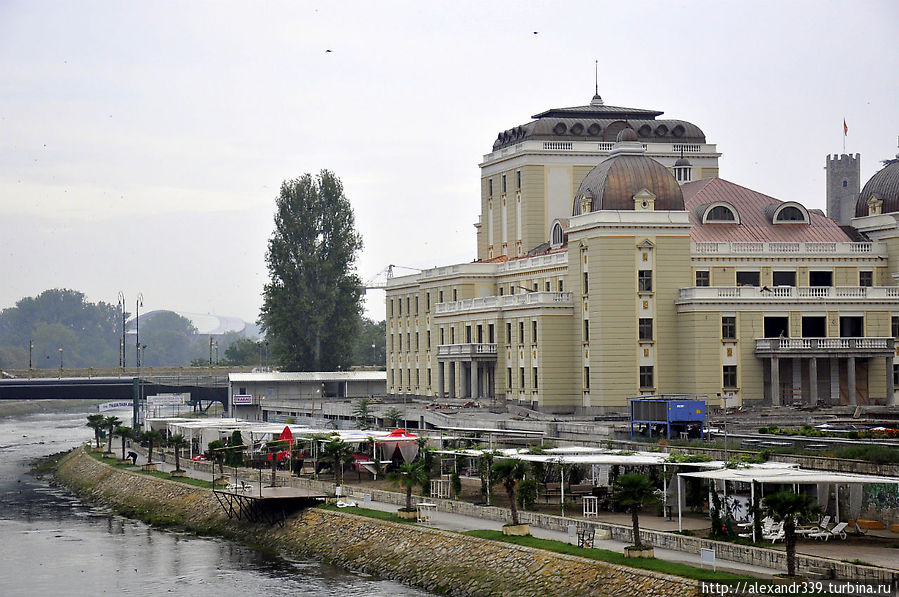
[2,1,897,323]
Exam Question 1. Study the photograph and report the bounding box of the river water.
[0,408,430,597]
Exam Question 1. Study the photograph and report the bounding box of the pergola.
[675,467,899,538]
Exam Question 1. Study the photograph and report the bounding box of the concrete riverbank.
[54,446,701,597]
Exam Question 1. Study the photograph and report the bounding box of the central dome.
[854,160,899,217]
[572,131,684,215]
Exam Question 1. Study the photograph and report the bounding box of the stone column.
[770,356,780,406]
[847,357,856,406]
[886,357,895,406]
[470,359,478,399]
[830,358,839,404]
[448,362,456,399]
[792,358,802,402]
[809,357,818,404]
[437,361,444,399]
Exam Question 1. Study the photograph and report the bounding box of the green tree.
[136,312,203,366]
[221,337,262,366]
[168,434,188,472]
[103,415,122,453]
[321,436,355,486]
[352,396,373,430]
[389,462,429,512]
[349,318,386,367]
[492,459,527,526]
[86,414,105,449]
[383,407,403,428]
[611,473,658,548]
[141,430,163,464]
[259,171,364,371]
[763,491,821,577]
[114,425,133,461]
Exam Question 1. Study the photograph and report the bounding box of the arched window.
[702,203,740,224]
[550,222,564,247]
[772,202,810,224]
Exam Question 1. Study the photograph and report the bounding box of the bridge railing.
[1,366,253,380]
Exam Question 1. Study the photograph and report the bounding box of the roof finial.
[591,60,604,106]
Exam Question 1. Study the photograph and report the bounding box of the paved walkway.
[140,453,778,578]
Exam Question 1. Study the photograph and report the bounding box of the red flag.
[843,119,848,136]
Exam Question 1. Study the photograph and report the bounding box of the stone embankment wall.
[55,448,700,597]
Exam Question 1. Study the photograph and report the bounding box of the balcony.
[693,241,882,257]
[678,286,899,302]
[435,291,573,316]
[755,337,895,357]
[436,343,498,360]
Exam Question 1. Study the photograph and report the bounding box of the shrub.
[517,478,538,511]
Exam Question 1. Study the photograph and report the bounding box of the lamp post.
[28,340,33,372]
[58,345,63,377]
[118,291,126,368]
[135,293,143,367]
[371,343,376,365]
[718,392,728,461]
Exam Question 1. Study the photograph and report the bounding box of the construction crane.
[363,264,422,291]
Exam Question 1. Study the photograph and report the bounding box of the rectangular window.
[894,364,899,388]
[723,365,738,388]
[406,297,410,313]
[516,170,521,189]
[545,281,551,291]
[450,327,455,343]
[507,367,512,388]
[488,324,495,343]
[584,366,590,389]
[426,292,430,310]
[558,279,564,292]
[488,179,493,196]
[499,287,504,296]
[416,369,420,385]
[519,367,525,388]
[892,316,899,338]
[399,334,402,351]
[453,288,458,301]
[583,320,590,342]
[465,325,472,343]
[532,320,537,343]
[639,366,654,389]
[510,285,515,295]
[809,271,833,287]
[638,270,653,292]
[583,272,589,294]
[427,369,431,386]
[638,318,653,341]
[533,282,539,292]
[388,299,394,317]
[439,290,444,302]
[477,325,483,343]
[736,271,760,287]
[427,331,431,348]
[439,327,444,344]
[533,367,538,389]
[415,296,419,313]
[859,271,873,287]
[407,332,410,349]
[695,270,710,287]
[519,321,525,344]
[415,332,419,350]
[722,316,737,340]
[502,174,507,193]
[506,322,512,343]
[772,270,796,286]
[398,299,402,315]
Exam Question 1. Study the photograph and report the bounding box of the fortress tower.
[826,153,860,226]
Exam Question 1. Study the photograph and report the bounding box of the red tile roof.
[682,178,852,243]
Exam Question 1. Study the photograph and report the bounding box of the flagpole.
[843,118,847,154]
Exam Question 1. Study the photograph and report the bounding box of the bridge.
[0,370,231,424]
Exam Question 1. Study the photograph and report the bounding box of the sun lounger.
[809,522,848,541]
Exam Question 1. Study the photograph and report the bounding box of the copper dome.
[855,160,899,217]
[572,154,685,215]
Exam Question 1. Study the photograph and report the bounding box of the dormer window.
[772,202,810,224]
[550,221,564,247]
[701,202,740,224]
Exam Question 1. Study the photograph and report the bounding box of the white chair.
[763,521,785,543]
[809,522,848,541]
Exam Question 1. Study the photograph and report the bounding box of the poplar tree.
[260,171,363,371]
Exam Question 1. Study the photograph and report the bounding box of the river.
[0,408,430,597]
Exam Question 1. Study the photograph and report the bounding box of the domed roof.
[572,141,684,215]
[855,160,899,217]
[674,157,692,167]
[617,128,638,142]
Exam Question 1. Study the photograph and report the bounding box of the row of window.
[581,270,653,295]
[506,367,538,390]
[628,365,738,391]
[700,202,808,225]
[499,279,564,295]
[695,270,873,287]
[487,171,522,197]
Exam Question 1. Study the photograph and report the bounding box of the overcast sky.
[2,1,897,324]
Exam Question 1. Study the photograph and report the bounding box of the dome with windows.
[854,160,899,217]
[572,129,684,215]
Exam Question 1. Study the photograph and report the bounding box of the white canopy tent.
[675,467,899,536]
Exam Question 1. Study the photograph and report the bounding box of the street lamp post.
[371,343,376,365]
[135,293,143,367]
[58,345,63,377]
[118,291,125,368]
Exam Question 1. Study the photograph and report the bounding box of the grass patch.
[86,450,214,489]
[317,502,419,525]
[463,530,767,584]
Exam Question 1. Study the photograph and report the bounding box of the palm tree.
[321,437,355,486]
[168,434,188,472]
[763,491,821,577]
[141,430,163,465]
[383,407,403,428]
[611,473,658,549]
[86,414,105,449]
[114,425,133,461]
[103,416,122,454]
[389,462,429,511]
[492,459,527,526]
[352,397,373,430]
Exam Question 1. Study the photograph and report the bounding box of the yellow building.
[386,97,899,413]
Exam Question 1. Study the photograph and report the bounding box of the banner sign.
[98,401,133,411]
[147,393,188,406]
[232,394,254,405]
